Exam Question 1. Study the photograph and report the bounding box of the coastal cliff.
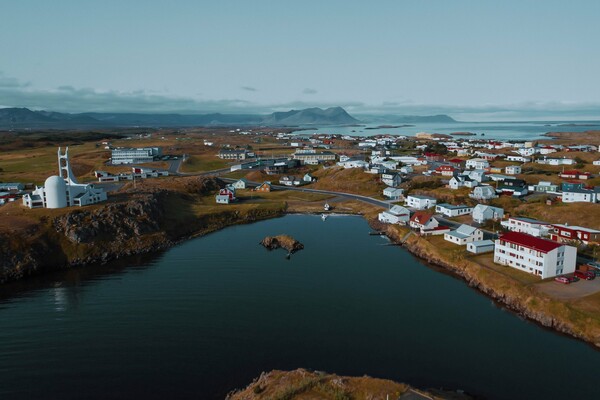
[368,218,600,347]
[0,177,285,283]
[226,368,472,400]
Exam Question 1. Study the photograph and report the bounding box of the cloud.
[0,73,599,121]
[302,88,318,95]
[0,72,30,88]
[241,86,257,92]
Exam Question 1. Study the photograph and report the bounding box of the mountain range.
[0,106,455,129]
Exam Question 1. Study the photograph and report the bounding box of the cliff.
[226,368,472,400]
[0,177,285,283]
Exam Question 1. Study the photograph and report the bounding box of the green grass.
[179,155,229,173]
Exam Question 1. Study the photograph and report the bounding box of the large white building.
[494,232,576,278]
[500,216,552,237]
[111,147,162,164]
[23,148,107,209]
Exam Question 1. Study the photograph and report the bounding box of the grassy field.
[179,154,230,173]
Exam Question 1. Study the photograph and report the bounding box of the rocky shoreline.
[366,217,600,348]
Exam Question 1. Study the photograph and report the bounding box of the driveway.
[536,278,600,300]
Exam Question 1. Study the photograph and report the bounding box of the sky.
[0,0,599,120]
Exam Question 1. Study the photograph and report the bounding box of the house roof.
[437,203,471,210]
[508,216,548,225]
[499,232,562,253]
[410,211,434,223]
[552,224,600,234]
[408,194,436,200]
[469,240,495,247]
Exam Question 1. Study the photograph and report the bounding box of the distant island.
[365,124,415,130]
[0,107,458,129]
[0,106,359,129]
[450,131,477,136]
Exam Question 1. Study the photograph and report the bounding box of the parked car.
[574,270,596,280]
[567,276,580,283]
[554,276,570,284]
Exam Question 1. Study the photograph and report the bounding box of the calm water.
[291,121,600,140]
[1,215,600,399]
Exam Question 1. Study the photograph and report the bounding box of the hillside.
[261,106,360,125]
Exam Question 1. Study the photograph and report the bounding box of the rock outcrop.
[260,235,304,254]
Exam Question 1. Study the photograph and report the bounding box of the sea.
[1,215,599,399]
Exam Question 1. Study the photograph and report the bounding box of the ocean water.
[0,215,599,399]
[291,121,600,140]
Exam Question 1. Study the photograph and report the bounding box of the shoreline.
[3,206,600,348]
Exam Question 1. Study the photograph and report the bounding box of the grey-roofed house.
[435,203,473,217]
[472,204,504,224]
[444,224,484,245]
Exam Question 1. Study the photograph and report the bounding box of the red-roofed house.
[494,232,576,278]
[409,211,450,236]
[550,224,600,245]
[434,165,456,176]
[559,170,591,180]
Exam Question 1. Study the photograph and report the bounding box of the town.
[2,128,599,288]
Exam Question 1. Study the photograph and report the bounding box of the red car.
[554,276,570,284]
[574,270,595,281]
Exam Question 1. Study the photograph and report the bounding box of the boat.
[321,213,328,221]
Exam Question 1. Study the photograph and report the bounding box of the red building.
[550,224,600,245]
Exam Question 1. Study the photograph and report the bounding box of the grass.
[179,154,230,173]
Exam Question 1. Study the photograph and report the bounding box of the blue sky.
[0,0,599,120]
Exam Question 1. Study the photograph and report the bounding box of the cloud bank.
[0,73,598,121]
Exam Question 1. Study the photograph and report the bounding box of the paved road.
[219,177,390,208]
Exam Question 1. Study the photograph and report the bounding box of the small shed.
[466,240,495,254]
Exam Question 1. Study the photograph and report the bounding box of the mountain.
[359,114,457,123]
[261,106,360,125]
[0,106,359,129]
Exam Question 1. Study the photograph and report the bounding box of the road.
[219,177,391,208]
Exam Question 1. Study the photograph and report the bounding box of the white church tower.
[58,147,78,185]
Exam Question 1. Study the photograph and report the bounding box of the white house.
[467,240,495,254]
[444,224,484,245]
[469,185,497,200]
[449,175,478,190]
[231,178,248,189]
[465,158,490,170]
[505,165,522,175]
[472,205,504,224]
[405,195,437,210]
[383,187,404,200]
[494,232,576,278]
[561,187,600,203]
[435,203,473,217]
[381,173,402,187]
[506,155,531,163]
[215,194,230,204]
[500,216,552,237]
[378,205,411,225]
[303,173,317,183]
[467,169,488,183]
[279,176,301,186]
[337,159,369,169]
